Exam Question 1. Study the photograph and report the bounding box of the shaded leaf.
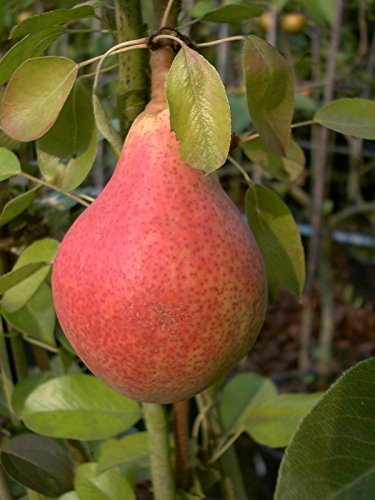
[75,463,135,500]
[97,432,149,473]
[299,0,335,25]
[244,393,322,448]
[275,358,375,499]
[314,98,375,140]
[0,147,21,181]
[59,492,80,500]
[1,239,59,312]
[166,45,231,173]
[242,138,305,182]
[1,433,73,496]
[2,282,56,348]
[12,372,54,418]
[202,4,264,23]
[0,186,41,226]
[93,94,122,158]
[228,90,251,134]
[11,6,95,38]
[246,184,305,299]
[0,262,48,295]
[243,35,294,156]
[21,374,141,440]
[1,57,78,142]
[0,27,63,86]
[220,373,278,434]
[37,81,98,191]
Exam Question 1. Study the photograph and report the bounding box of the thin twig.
[19,172,89,207]
[209,428,244,464]
[227,156,252,186]
[160,0,175,28]
[196,36,245,48]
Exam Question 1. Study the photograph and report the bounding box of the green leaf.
[246,184,305,299]
[1,57,78,142]
[299,0,335,25]
[228,90,251,134]
[59,492,80,500]
[314,98,375,140]
[1,238,59,312]
[0,147,21,181]
[10,6,95,39]
[0,27,64,86]
[12,372,54,418]
[242,138,305,182]
[202,4,264,22]
[21,374,141,440]
[0,262,48,294]
[0,186,41,226]
[275,358,375,499]
[75,463,135,500]
[166,45,231,174]
[93,94,122,158]
[97,432,149,474]
[244,393,322,448]
[2,282,56,348]
[220,373,278,434]
[1,433,74,496]
[243,35,294,156]
[37,81,98,191]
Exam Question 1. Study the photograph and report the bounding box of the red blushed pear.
[52,47,267,404]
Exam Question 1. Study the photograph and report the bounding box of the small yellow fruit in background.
[280,13,306,33]
[16,11,32,23]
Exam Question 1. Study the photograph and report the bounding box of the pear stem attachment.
[142,403,175,500]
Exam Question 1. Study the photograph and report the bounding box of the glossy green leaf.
[93,94,122,158]
[2,282,56,348]
[75,463,135,500]
[12,372,54,418]
[166,45,231,174]
[244,393,322,448]
[220,373,278,434]
[242,138,305,182]
[246,184,305,299]
[314,98,375,140]
[21,374,141,440]
[11,6,95,38]
[243,35,294,156]
[1,238,59,312]
[1,57,78,142]
[276,358,375,499]
[1,433,73,496]
[202,4,264,22]
[0,147,21,181]
[37,81,98,191]
[0,28,63,86]
[97,432,149,473]
[0,186,40,226]
[0,262,48,294]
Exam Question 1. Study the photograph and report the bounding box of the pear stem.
[142,403,175,500]
[146,46,176,113]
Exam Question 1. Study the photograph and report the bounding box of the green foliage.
[166,45,231,173]
[75,462,135,500]
[246,184,305,299]
[276,358,375,499]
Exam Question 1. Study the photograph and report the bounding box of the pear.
[52,47,267,404]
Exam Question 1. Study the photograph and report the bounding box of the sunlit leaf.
[1,239,59,312]
[314,98,375,140]
[37,81,98,191]
[242,138,305,182]
[0,262,48,295]
[1,57,78,142]
[10,6,95,39]
[97,432,149,473]
[166,45,231,173]
[75,463,135,500]
[12,372,55,418]
[0,186,41,226]
[21,374,141,440]
[0,147,21,181]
